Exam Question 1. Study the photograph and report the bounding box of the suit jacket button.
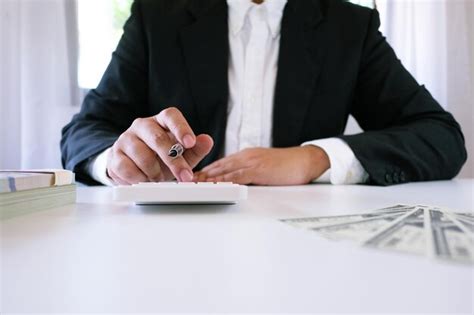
[385,174,393,184]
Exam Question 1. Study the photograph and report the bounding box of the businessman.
[61,0,467,186]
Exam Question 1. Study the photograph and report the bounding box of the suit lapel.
[272,0,327,147]
[180,0,229,135]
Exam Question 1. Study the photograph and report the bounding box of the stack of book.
[0,170,76,220]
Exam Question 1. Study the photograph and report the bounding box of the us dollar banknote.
[307,211,412,243]
[427,210,473,264]
[361,208,427,256]
[452,214,474,233]
[281,205,473,264]
[280,205,414,230]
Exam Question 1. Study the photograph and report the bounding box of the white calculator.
[113,182,248,205]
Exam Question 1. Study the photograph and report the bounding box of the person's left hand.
[194,146,330,186]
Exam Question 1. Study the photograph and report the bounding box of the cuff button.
[393,173,400,183]
[400,172,406,182]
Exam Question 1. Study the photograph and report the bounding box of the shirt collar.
[227,0,288,38]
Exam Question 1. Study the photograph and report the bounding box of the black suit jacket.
[61,0,467,185]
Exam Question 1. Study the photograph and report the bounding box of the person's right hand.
[106,107,214,185]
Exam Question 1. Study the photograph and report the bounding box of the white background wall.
[0,0,79,169]
[457,1,474,178]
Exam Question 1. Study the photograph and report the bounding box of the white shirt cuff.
[302,138,369,185]
[86,147,115,186]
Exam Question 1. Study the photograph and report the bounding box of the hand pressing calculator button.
[113,182,248,204]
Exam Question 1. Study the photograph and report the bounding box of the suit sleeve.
[341,10,467,186]
[60,0,148,183]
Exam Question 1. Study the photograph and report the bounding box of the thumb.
[183,134,214,169]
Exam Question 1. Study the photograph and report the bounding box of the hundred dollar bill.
[453,212,474,220]
[441,212,474,236]
[428,206,474,234]
[281,210,408,230]
[426,210,473,264]
[280,205,415,230]
[423,205,474,225]
[453,217,474,234]
[306,211,413,243]
[371,204,415,213]
[361,208,427,256]
[453,213,474,225]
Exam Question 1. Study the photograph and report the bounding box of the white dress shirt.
[88,0,369,186]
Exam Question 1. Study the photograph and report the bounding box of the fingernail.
[183,134,195,148]
[180,169,193,182]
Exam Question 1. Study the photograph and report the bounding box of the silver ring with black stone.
[168,143,184,159]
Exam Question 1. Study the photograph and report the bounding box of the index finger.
[156,107,196,149]
[130,118,194,182]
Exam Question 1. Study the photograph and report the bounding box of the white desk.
[1,180,473,313]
